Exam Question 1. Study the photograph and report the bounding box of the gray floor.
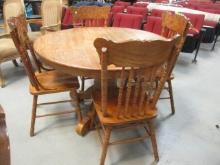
[0,41,220,165]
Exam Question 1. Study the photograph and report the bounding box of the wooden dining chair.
[0,105,10,165]
[71,6,111,92]
[160,12,191,114]
[0,0,25,87]
[8,15,82,137]
[41,0,62,33]
[92,35,180,165]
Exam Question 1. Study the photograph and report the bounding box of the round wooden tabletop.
[34,27,166,77]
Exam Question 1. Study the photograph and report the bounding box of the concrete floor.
[0,42,220,165]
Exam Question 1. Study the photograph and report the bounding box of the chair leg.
[192,40,201,63]
[12,59,19,67]
[100,127,112,165]
[167,80,175,115]
[30,95,38,137]
[148,121,159,162]
[0,65,5,88]
[211,33,218,51]
[81,76,85,92]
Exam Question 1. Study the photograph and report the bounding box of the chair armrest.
[26,18,42,25]
[0,24,4,29]
[40,23,61,34]
[0,33,11,39]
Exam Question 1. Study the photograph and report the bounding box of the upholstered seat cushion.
[28,31,41,42]
[0,38,19,63]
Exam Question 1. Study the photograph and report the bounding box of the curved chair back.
[71,6,111,27]
[94,36,180,117]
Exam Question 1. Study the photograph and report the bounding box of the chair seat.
[30,70,79,95]
[92,88,157,126]
[0,38,19,63]
[28,31,41,42]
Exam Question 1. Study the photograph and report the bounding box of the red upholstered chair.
[133,2,149,8]
[62,7,73,29]
[127,6,147,20]
[108,5,125,26]
[182,12,205,62]
[112,13,143,29]
[114,0,131,8]
[143,16,162,35]
[202,19,218,51]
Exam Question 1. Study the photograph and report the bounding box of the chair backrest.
[0,105,10,165]
[182,12,204,32]
[112,13,143,29]
[161,12,190,75]
[127,6,147,20]
[111,5,125,14]
[3,0,24,33]
[8,15,42,90]
[94,36,180,117]
[41,0,62,28]
[114,1,131,8]
[143,16,162,35]
[133,2,149,8]
[151,9,171,17]
[71,6,111,27]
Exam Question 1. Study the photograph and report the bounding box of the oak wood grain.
[34,27,167,78]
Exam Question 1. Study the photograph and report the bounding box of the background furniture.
[112,13,143,29]
[40,0,62,33]
[0,105,10,165]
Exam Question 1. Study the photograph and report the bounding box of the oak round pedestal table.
[34,27,166,135]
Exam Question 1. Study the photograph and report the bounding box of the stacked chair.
[108,5,125,26]
[133,2,149,8]
[8,15,82,137]
[112,13,143,29]
[127,6,147,20]
[181,12,205,62]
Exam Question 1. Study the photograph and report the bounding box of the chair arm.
[26,18,42,25]
[40,23,61,34]
[0,33,11,39]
